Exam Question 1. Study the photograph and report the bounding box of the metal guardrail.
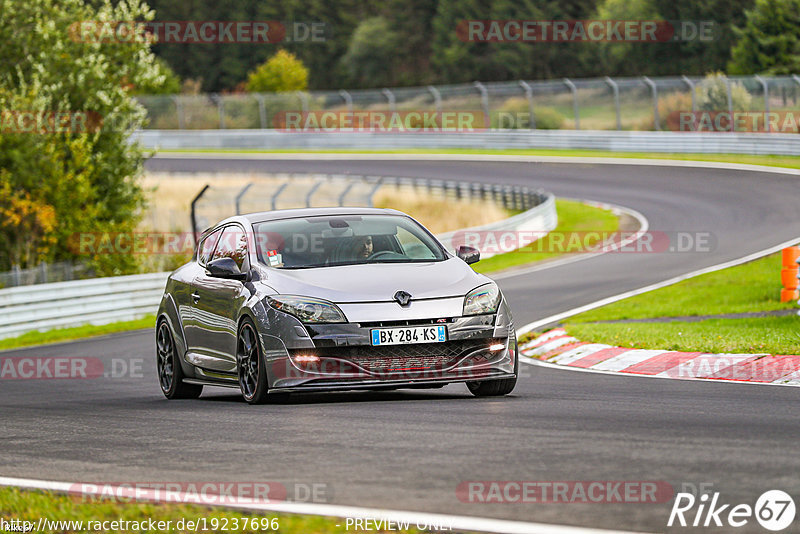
[133,129,800,155]
[0,272,169,339]
[0,192,556,340]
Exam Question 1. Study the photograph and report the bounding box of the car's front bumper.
[259,299,516,390]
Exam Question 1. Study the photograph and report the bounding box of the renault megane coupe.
[156,207,518,404]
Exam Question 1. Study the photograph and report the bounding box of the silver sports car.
[156,207,517,404]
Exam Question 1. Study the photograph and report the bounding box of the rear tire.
[466,338,518,397]
[157,320,203,399]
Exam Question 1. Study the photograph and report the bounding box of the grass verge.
[474,199,619,274]
[0,487,431,534]
[0,315,155,352]
[159,148,800,171]
[559,252,800,354]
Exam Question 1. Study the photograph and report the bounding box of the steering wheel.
[367,250,401,261]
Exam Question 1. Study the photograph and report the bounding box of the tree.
[0,0,167,274]
[246,50,309,92]
[729,0,800,74]
[340,17,399,87]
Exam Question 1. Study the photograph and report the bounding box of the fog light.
[294,354,320,363]
[489,343,505,352]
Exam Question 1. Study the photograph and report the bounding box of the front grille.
[357,318,455,328]
[291,339,502,373]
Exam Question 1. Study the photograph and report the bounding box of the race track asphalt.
[2,156,799,533]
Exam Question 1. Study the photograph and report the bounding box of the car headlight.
[266,296,347,323]
[463,283,501,316]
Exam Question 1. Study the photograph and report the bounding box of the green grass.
[158,147,800,171]
[560,252,800,354]
[0,487,431,534]
[567,317,800,355]
[0,315,156,352]
[568,253,795,323]
[474,199,620,274]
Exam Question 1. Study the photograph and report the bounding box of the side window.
[198,229,222,266]
[212,226,249,270]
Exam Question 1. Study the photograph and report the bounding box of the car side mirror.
[207,257,247,281]
[457,245,480,265]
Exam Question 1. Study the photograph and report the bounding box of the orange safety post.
[780,246,800,302]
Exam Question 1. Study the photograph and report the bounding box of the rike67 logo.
[668,490,796,531]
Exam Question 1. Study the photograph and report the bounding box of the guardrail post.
[427,85,442,115]
[604,77,621,131]
[255,94,267,129]
[681,75,696,113]
[518,81,536,129]
[755,75,770,133]
[306,179,325,208]
[191,184,210,246]
[474,81,490,126]
[171,95,185,129]
[382,88,396,113]
[235,182,255,215]
[563,78,580,130]
[642,76,660,131]
[38,262,47,284]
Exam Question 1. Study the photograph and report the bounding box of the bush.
[245,50,309,93]
[492,97,565,129]
[696,72,752,112]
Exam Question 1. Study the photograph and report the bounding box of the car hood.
[262,258,490,303]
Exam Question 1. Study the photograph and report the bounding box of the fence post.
[367,177,385,207]
[725,78,734,132]
[474,81,490,126]
[427,85,442,115]
[297,91,309,115]
[642,76,660,131]
[681,75,696,113]
[211,94,225,129]
[255,94,267,129]
[171,95,185,129]
[235,183,255,215]
[191,184,210,246]
[755,75,770,133]
[562,78,580,130]
[382,88,396,113]
[339,90,353,116]
[338,178,358,206]
[604,77,621,131]
[518,81,536,129]
[271,182,290,211]
[39,262,47,284]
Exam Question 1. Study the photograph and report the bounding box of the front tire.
[237,318,270,404]
[157,320,203,399]
[466,339,518,397]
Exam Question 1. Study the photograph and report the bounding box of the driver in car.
[353,235,373,259]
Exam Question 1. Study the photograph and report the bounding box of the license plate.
[371,325,447,346]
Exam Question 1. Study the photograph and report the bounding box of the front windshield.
[253,214,447,269]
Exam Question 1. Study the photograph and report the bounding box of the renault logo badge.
[394,291,412,306]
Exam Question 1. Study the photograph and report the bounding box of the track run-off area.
[2,154,800,533]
